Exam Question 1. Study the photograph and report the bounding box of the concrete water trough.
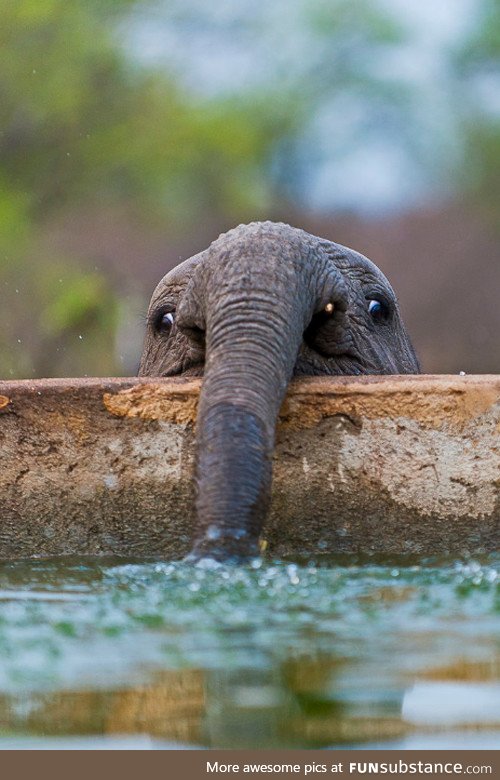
[0,375,498,559]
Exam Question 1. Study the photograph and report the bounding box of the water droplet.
[206,525,221,541]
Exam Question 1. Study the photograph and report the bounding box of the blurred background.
[1,0,499,378]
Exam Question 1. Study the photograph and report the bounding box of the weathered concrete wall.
[0,376,498,558]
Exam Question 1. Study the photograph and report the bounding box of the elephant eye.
[368,299,389,322]
[155,310,175,335]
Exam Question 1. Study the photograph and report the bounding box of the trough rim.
[1,373,500,394]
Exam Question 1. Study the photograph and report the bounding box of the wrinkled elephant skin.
[139,222,419,561]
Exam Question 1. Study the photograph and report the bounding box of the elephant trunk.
[190,309,303,561]
[183,226,344,561]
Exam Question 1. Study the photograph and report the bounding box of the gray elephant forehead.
[148,249,205,309]
[166,249,206,283]
[325,241,396,295]
[152,222,314,298]
[149,222,395,307]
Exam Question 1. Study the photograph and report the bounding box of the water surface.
[0,553,498,749]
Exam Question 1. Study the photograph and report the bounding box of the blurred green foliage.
[0,0,499,378]
[458,0,500,222]
[0,0,289,377]
[0,0,406,377]
[0,0,144,376]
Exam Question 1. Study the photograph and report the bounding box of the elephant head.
[139,222,419,561]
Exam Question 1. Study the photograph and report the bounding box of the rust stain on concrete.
[103,382,199,426]
[280,377,500,432]
[103,376,500,433]
[0,375,499,558]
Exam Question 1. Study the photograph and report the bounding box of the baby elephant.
[140,221,419,562]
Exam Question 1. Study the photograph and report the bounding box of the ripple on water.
[0,553,497,747]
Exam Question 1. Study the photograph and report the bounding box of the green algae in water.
[0,554,498,748]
